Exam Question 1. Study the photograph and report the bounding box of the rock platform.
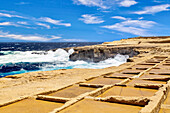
[1,36,170,113]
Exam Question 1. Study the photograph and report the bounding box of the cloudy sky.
[0,0,170,42]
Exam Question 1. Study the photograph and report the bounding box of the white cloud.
[138,17,144,20]
[0,31,61,41]
[121,20,156,28]
[16,2,30,5]
[111,16,127,20]
[73,0,138,9]
[0,12,24,18]
[17,21,29,25]
[153,0,164,3]
[0,11,71,28]
[73,0,107,9]
[134,4,170,14]
[36,22,50,29]
[0,22,19,27]
[0,22,12,26]
[0,13,12,17]
[61,39,87,42]
[39,17,71,27]
[0,22,32,28]
[101,19,156,36]
[79,14,104,24]
[119,0,137,7]
[50,36,62,40]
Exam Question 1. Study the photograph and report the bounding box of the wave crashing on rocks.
[0,49,129,77]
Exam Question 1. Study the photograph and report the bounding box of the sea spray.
[0,49,129,77]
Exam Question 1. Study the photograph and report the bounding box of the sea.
[0,42,129,77]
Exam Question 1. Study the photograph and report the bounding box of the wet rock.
[69,47,139,62]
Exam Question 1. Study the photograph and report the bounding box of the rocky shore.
[67,46,139,62]
[1,36,170,113]
[62,36,170,62]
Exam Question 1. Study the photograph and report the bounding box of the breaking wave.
[0,49,129,77]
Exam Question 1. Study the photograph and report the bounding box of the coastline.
[1,36,170,113]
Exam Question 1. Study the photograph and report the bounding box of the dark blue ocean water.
[0,42,102,77]
[0,42,129,78]
[0,42,102,51]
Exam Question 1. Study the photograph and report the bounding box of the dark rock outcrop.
[68,46,139,62]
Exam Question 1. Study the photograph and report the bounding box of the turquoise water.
[0,49,129,77]
[0,66,73,77]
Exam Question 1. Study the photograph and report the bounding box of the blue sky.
[0,0,170,42]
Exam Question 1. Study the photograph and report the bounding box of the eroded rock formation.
[68,47,139,62]
[62,36,170,62]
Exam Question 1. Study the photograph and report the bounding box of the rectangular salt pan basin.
[105,73,134,78]
[59,99,142,113]
[48,85,96,98]
[157,65,170,69]
[140,74,170,79]
[138,63,156,65]
[127,79,166,85]
[98,86,157,97]
[145,60,160,63]
[86,77,123,85]
[0,98,63,113]
[149,69,170,75]
[129,65,153,70]
[121,69,144,75]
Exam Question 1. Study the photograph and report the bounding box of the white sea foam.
[71,54,129,69]
[0,49,129,69]
[0,49,69,64]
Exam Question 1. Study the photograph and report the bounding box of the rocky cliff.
[61,36,170,62]
[67,46,139,62]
